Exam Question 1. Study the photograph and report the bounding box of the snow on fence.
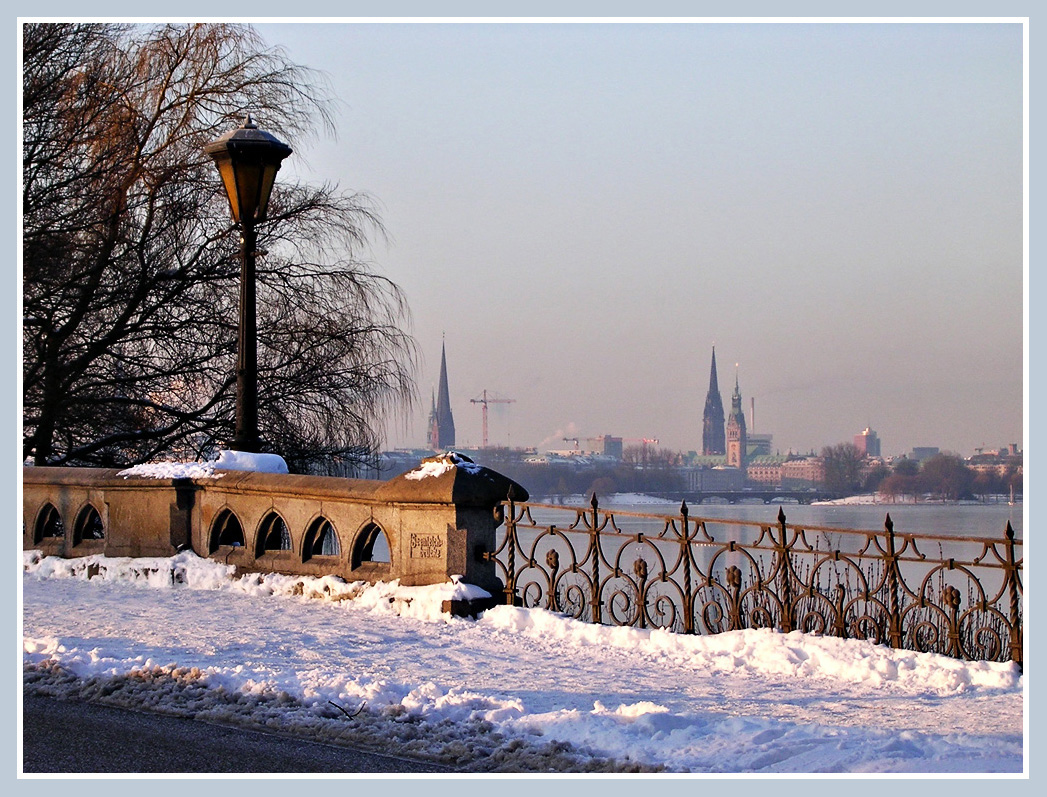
[491,493,1023,666]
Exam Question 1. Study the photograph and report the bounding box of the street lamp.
[205,116,292,453]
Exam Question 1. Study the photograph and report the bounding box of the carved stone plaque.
[410,533,443,559]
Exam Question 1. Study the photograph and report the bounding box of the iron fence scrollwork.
[490,493,1022,666]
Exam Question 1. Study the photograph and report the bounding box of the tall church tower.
[726,368,748,469]
[427,340,456,451]
[702,347,726,456]
[426,389,440,452]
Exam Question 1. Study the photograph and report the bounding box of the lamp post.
[205,116,292,452]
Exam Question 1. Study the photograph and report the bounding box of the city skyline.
[405,338,1018,459]
[253,20,1024,458]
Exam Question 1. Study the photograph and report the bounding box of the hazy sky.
[253,20,1024,458]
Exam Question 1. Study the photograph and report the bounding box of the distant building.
[586,435,623,459]
[685,465,746,492]
[726,370,748,469]
[701,347,726,456]
[910,447,940,463]
[745,455,790,488]
[780,456,825,488]
[854,427,881,457]
[968,445,1023,477]
[427,341,456,451]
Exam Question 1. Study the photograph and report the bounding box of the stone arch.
[255,511,292,557]
[352,521,391,569]
[34,503,65,543]
[72,504,105,545]
[209,508,245,553]
[302,516,341,561]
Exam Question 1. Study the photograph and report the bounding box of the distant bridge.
[645,489,836,505]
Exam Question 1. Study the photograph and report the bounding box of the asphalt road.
[22,693,458,774]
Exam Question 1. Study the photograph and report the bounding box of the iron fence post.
[504,486,519,606]
[590,492,601,625]
[681,501,694,635]
[777,507,794,633]
[1004,521,1022,667]
[885,514,903,649]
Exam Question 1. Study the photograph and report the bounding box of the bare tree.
[22,23,416,472]
[819,442,864,497]
[918,453,974,501]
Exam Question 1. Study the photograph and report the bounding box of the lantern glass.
[232,159,265,223]
[211,155,241,221]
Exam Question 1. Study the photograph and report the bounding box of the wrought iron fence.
[489,494,1023,666]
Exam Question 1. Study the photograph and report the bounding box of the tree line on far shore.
[469,443,1022,502]
[822,443,1021,502]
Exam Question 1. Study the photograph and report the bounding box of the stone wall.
[22,455,527,593]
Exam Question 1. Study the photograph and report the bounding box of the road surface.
[22,693,457,774]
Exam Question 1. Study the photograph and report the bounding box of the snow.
[212,450,289,473]
[811,494,884,506]
[404,451,484,480]
[117,450,289,480]
[21,550,1024,774]
[117,461,223,480]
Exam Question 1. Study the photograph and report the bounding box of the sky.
[22,547,1025,774]
[250,21,1024,458]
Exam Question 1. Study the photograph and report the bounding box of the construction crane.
[624,437,659,447]
[470,390,515,449]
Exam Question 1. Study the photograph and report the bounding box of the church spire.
[702,346,726,456]
[429,339,456,451]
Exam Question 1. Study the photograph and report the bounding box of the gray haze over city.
[255,20,1024,459]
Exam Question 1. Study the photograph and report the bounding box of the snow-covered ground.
[21,551,1024,774]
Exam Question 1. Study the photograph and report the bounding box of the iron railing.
[489,494,1023,666]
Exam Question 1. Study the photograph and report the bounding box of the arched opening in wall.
[34,504,64,543]
[209,509,245,553]
[352,522,391,568]
[303,517,340,561]
[256,512,292,557]
[73,505,104,545]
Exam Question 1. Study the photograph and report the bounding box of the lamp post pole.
[236,219,260,452]
[205,116,292,453]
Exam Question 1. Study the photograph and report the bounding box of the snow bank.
[22,550,487,623]
[23,550,1023,773]
[23,551,1018,696]
[481,605,1021,696]
[811,494,883,505]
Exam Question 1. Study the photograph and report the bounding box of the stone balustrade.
[22,454,527,594]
